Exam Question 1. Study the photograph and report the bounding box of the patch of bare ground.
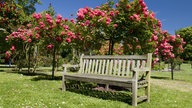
[151,79,192,92]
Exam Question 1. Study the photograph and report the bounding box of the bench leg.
[145,83,150,102]
[62,76,66,91]
[105,84,109,91]
[145,71,150,102]
[132,81,137,106]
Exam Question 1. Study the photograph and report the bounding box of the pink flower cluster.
[39,21,45,29]
[77,7,89,20]
[106,17,112,25]
[139,0,149,17]
[130,14,140,22]
[6,27,40,43]
[161,41,174,59]
[10,45,15,51]
[56,14,62,24]
[152,34,158,41]
[154,32,185,61]
[169,35,176,42]
[47,44,54,50]
[5,51,11,58]
[137,0,160,27]
[5,26,41,57]
[45,13,53,25]
[77,6,115,26]
[32,13,42,20]
[153,57,159,64]
[32,13,77,50]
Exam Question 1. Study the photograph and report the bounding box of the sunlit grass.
[0,64,192,108]
[151,63,192,83]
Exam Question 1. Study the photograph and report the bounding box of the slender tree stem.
[171,62,174,80]
[52,47,56,79]
[28,45,31,73]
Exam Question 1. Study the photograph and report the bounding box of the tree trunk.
[52,47,56,79]
[33,45,38,73]
[158,60,161,72]
[108,38,114,55]
[171,62,174,80]
[191,61,192,69]
[108,40,112,55]
[178,64,181,70]
[18,55,22,72]
[27,46,31,73]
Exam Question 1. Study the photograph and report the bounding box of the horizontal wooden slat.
[83,55,147,60]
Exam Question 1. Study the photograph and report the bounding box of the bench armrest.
[132,68,150,72]
[62,64,79,68]
[132,68,150,80]
[62,64,79,74]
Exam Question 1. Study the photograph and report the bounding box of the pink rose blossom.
[10,46,15,51]
[56,37,62,42]
[34,27,40,31]
[56,14,62,20]
[70,19,75,23]
[61,31,65,36]
[67,31,74,37]
[115,3,119,7]
[32,13,42,20]
[71,35,76,39]
[109,11,115,17]
[170,35,176,41]
[64,18,68,22]
[152,35,158,41]
[85,20,90,26]
[5,37,8,41]
[143,11,149,17]
[63,25,69,30]
[5,51,11,58]
[36,34,40,39]
[113,24,118,28]
[66,38,71,43]
[47,44,54,50]
[27,38,32,43]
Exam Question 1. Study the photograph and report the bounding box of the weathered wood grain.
[62,53,152,106]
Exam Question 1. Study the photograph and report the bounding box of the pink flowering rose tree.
[32,13,77,78]
[5,24,41,72]
[153,31,185,79]
[75,3,121,55]
[75,0,162,55]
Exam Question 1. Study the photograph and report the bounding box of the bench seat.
[64,73,134,87]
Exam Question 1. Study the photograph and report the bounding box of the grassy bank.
[0,64,192,108]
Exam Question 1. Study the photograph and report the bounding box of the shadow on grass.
[151,76,170,80]
[0,70,5,72]
[6,71,62,81]
[31,75,62,81]
[64,82,132,105]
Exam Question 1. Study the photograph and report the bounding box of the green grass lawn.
[0,64,192,108]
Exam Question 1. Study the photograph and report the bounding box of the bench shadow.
[31,75,62,81]
[0,70,5,72]
[64,82,132,105]
[151,76,170,80]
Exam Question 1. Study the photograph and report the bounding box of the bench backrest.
[79,53,152,77]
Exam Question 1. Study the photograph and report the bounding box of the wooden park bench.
[62,53,152,106]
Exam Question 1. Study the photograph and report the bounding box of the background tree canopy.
[176,26,192,61]
[2,0,41,15]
